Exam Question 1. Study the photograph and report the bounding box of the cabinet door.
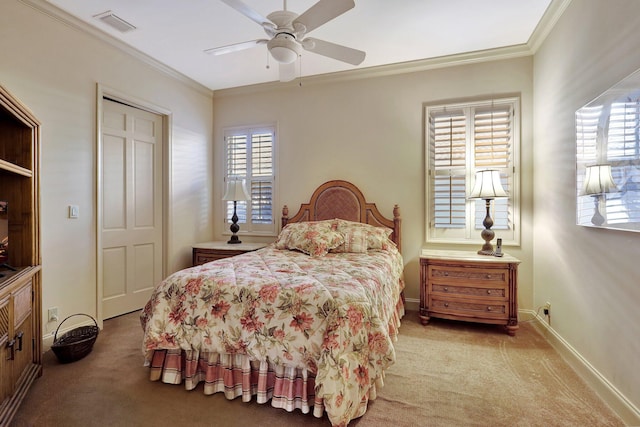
[11,281,32,389]
[11,316,32,388]
[0,295,10,404]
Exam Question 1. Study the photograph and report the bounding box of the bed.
[140,180,404,426]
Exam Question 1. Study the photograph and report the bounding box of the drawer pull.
[487,290,492,295]
[444,303,449,308]
[486,306,492,311]
[485,274,491,279]
[7,339,15,361]
[444,272,449,276]
[16,331,23,351]
[443,287,449,292]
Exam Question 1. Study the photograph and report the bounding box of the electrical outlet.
[543,302,551,322]
[48,307,59,322]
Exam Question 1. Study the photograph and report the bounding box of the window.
[425,97,520,245]
[224,125,276,235]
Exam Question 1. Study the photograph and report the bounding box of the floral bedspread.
[140,244,404,426]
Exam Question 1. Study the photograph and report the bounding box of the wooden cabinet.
[192,242,267,266]
[419,250,520,336]
[0,84,42,426]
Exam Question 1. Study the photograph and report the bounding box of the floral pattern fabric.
[140,244,405,426]
[274,220,344,256]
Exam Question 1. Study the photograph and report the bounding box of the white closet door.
[100,99,163,319]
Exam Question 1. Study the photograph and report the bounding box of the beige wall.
[0,1,214,334]
[213,57,535,312]
[533,0,640,419]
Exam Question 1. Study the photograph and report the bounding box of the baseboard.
[42,333,55,352]
[404,297,419,312]
[522,309,640,426]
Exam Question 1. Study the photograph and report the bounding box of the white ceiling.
[41,0,554,91]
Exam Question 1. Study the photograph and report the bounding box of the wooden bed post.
[281,205,289,229]
[393,204,401,253]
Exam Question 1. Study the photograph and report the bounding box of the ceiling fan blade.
[302,37,365,65]
[279,62,297,82]
[219,0,273,29]
[294,0,355,34]
[204,39,267,56]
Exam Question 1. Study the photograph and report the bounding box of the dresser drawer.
[430,296,508,320]
[428,265,508,285]
[192,242,267,266]
[431,283,507,299]
[194,252,231,265]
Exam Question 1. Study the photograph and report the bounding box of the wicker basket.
[51,314,99,364]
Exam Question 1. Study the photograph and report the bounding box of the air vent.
[93,11,136,33]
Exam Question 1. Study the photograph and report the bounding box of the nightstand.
[192,241,267,266]
[419,249,521,335]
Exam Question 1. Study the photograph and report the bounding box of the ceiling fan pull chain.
[298,54,303,86]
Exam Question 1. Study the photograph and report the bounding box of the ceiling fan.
[205,0,366,82]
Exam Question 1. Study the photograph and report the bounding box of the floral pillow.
[334,219,395,251]
[274,220,344,257]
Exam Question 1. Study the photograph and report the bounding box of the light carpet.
[11,311,625,426]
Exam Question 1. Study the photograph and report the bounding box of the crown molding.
[213,43,534,97]
[527,0,573,53]
[19,0,213,97]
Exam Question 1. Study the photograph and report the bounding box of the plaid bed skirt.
[147,349,373,421]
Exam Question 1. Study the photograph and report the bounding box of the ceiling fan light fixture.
[268,33,301,64]
[270,46,298,63]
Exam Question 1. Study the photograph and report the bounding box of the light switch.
[69,205,79,219]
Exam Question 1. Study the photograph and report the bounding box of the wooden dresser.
[192,241,267,266]
[419,250,520,335]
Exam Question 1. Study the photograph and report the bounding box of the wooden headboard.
[281,180,401,252]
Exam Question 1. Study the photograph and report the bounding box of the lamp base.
[227,201,242,244]
[478,202,495,256]
[477,246,495,256]
[591,195,605,226]
[227,235,241,244]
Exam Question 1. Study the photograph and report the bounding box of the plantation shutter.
[575,105,601,224]
[430,110,467,229]
[226,134,248,223]
[426,97,520,245]
[250,131,273,225]
[473,105,512,231]
[605,100,640,224]
[225,126,276,234]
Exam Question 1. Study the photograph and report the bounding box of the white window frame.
[425,97,521,246]
[223,124,277,237]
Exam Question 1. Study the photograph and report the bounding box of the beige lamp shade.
[468,170,508,199]
[222,179,250,201]
[581,164,617,196]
